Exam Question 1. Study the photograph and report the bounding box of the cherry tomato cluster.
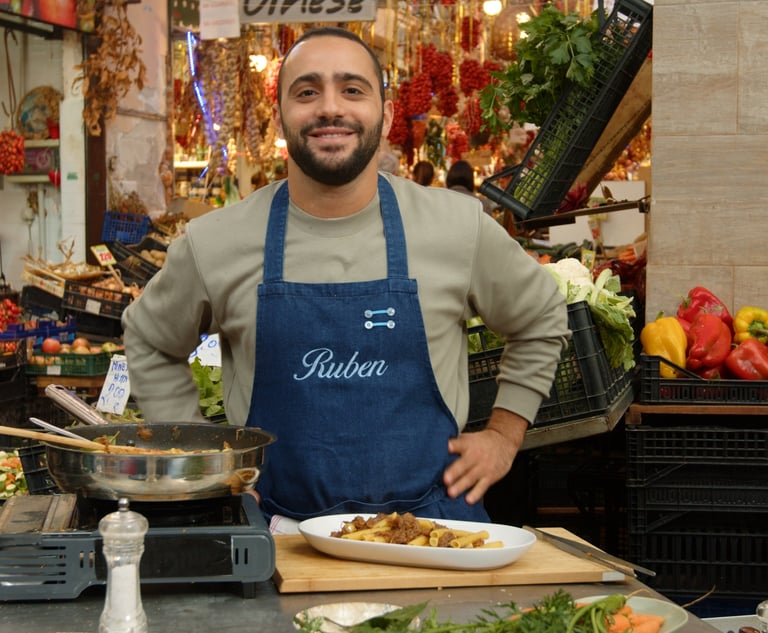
[458,58,491,96]
[0,130,25,174]
[436,85,459,118]
[459,97,483,136]
[0,298,23,332]
[387,99,410,146]
[446,122,470,162]
[405,72,433,117]
[460,16,482,52]
[417,44,454,94]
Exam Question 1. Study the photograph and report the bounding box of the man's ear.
[272,103,284,139]
[381,99,394,140]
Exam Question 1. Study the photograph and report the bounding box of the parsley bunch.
[295,591,629,633]
[480,5,601,132]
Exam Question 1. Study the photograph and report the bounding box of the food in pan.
[331,512,503,549]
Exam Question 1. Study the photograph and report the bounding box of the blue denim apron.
[247,176,489,523]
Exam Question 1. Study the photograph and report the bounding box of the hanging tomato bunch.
[0,130,25,174]
[460,16,482,52]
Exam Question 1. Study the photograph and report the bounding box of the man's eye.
[344,86,364,95]
[295,88,317,98]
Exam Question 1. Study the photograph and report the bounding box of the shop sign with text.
[240,0,376,24]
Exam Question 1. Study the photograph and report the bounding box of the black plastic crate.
[19,284,64,316]
[467,301,632,429]
[101,210,151,244]
[62,309,123,339]
[627,469,768,533]
[0,339,25,370]
[108,239,162,285]
[62,280,132,320]
[0,436,59,496]
[639,354,768,405]
[0,366,27,404]
[482,0,653,220]
[626,426,768,485]
[628,512,768,599]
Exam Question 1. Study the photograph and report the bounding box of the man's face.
[274,36,393,186]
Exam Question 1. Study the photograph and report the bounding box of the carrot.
[606,612,631,632]
[630,619,664,633]
[629,613,666,627]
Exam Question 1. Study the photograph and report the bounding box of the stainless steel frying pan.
[42,385,275,501]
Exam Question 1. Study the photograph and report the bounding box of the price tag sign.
[96,354,131,414]
[188,333,221,367]
[90,244,117,267]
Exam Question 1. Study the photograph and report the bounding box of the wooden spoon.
[0,425,154,454]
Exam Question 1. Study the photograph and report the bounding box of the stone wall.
[646,0,768,319]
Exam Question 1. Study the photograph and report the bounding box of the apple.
[59,344,71,353]
[41,337,61,354]
[71,337,91,350]
[73,346,91,355]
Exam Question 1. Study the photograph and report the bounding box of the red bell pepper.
[724,338,768,380]
[677,286,733,331]
[686,313,732,371]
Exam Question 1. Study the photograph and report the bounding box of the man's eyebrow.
[288,71,374,93]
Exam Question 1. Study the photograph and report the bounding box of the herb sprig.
[294,591,630,633]
[480,6,601,132]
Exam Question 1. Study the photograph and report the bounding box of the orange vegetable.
[605,606,665,633]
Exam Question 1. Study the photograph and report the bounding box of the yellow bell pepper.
[640,316,688,378]
[733,306,768,344]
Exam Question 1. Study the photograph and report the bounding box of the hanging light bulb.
[249,54,268,73]
[483,0,503,16]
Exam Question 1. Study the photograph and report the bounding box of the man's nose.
[316,90,344,118]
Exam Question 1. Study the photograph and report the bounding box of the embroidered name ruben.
[293,348,389,380]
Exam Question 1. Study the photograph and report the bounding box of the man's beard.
[283,117,384,186]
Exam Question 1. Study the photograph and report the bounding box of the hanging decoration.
[74,0,147,136]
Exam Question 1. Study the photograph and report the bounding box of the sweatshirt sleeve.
[121,233,211,423]
[469,217,570,425]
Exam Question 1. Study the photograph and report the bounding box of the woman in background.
[446,160,496,216]
[412,160,435,186]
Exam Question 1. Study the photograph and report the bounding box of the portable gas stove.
[0,492,275,601]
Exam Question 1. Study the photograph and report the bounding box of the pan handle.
[45,384,110,426]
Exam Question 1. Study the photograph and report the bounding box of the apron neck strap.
[263,175,409,282]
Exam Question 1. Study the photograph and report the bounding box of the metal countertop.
[0,576,720,633]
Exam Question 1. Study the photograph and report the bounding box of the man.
[122,27,568,525]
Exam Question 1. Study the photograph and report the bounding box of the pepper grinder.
[99,498,149,633]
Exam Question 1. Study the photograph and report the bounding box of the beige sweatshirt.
[122,174,569,427]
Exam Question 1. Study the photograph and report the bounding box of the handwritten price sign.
[97,354,131,414]
[188,333,222,367]
[90,244,117,267]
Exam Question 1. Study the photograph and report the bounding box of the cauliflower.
[544,257,594,302]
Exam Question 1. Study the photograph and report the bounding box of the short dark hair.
[412,161,434,186]
[277,27,385,103]
[446,160,475,192]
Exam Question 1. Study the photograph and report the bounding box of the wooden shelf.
[175,160,208,170]
[1,174,52,185]
[25,139,60,148]
[626,402,768,426]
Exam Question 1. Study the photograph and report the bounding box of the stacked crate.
[626,421,768,603]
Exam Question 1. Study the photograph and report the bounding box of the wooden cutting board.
[273,527,628,593]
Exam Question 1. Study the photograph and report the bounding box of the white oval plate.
[579,595,689,633]
[298,514,536,570]
[293,602,418,632]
